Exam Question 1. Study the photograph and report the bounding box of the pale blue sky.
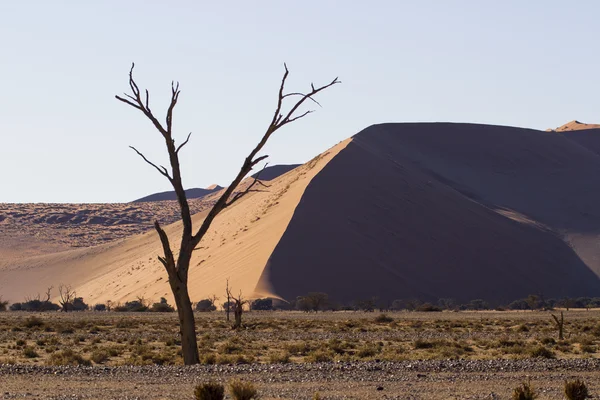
[1,1,598,203]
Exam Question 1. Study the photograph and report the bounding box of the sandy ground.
[1,363,600,399]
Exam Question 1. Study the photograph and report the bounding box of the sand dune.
[259,123,600,305]
[2,123,600,306]
[549,120,600,132]
[0,142,348,305]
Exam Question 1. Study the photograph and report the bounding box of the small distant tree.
[226,286,248,329]
[251,298,273,311]
[467,299,489,310]
[0,296,8,312]
[225,279,231,322]
[437,298,456,310]
[72,297,89,311]
[19,287,60,311]
[151,297,175,312]
[196,299,217,312]
[404,299,423,311]
[296,292,329,312]
[508,298,530,310]
[354,297,377,312]
[94,303,107,312]
[116,63,338,364]
[526,294,539,310]
[58,284,76,312]
[115,297,149,312]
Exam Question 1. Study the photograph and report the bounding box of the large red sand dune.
[2,123,600,306]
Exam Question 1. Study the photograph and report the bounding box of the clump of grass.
[90,349,110,364]
[306,349,334,363]
[24,316,44,329]
[23,346,39,358]
[285,341,311,356]
[528,345,555,359]
[564,379,589,400]
[268,351,290,364]
[413,339,436,349]
[228,379,258,400]
[374,313,393,323]
[356,343,380,358]
[46,349,91,366]
[200,353,217,365]
[194,381,225,400]
[512,379,537,400]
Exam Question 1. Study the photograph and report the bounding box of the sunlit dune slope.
[0,141,349,305]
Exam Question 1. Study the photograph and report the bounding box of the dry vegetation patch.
[0,310,599,366]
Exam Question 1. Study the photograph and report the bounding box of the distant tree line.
[2,288,600,314]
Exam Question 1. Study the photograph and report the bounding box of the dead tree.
[225,278,231,322]
[116,63,339,365]
[551,311,565,340]
[58,284,76,312]
[226,287,247,330]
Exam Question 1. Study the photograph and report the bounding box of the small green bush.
[512,380,537,400]
[194,381,225,400]
[564,379,589,400]
[228,379,258,400]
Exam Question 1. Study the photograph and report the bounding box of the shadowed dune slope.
[251,164,300,181]
[560,128,600,157]
[258,123,600,305]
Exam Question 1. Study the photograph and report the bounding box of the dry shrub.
[194,381,225,400]
[564,379,589,400]
[47,349,91,366]
[228,379,258,400]
[512,379,537,400]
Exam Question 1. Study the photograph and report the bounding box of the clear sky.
[1,1,598,203]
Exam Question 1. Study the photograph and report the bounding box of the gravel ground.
[2,359,600,399]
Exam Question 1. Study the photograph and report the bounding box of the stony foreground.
[2,359,600,399]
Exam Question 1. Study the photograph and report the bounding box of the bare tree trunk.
[234,301,243,329]
[169,275,199,364]
[551,311,564,341]
[116,63,338,365]
[225,278,231,322]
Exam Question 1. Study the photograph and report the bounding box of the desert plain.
[2,121,600,398]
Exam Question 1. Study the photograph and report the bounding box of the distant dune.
[548,120,600,132]
[251,164,300,181]
[132,186,223,203]
[2,123,600,306]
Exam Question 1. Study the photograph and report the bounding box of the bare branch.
[176,132,192,154]
[282,92,323,107]
[129,146,172,181]
[224,163,271,208]
[154,220,176,276]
